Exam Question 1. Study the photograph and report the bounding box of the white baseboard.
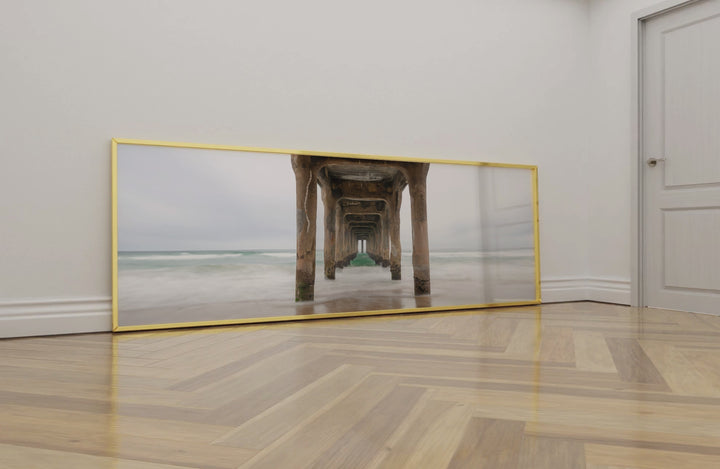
[541,277,589,303]
[542,277,631,305]
[0,297,112,338]
[585,277,632,304]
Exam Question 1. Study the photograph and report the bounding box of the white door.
[643,0,720,314]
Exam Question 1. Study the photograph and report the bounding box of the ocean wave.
[430,250,534,259]
[430,251,484,259]
[261,252,297,258]
[120,251,301,261]
[120,252,250,261]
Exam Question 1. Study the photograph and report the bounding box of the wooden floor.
[1,302,720,468]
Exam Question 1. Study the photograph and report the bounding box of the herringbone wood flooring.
[1,302,720,468]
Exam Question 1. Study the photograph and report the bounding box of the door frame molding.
[630,0,701,307]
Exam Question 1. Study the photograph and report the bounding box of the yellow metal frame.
[111,138,541,332]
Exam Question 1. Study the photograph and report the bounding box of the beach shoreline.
[117,257,536,326]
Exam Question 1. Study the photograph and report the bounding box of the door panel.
[664,13,720,187]
[643,0,720,314]
[664,209,720,291]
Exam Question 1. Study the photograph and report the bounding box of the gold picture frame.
[112,138,540,332]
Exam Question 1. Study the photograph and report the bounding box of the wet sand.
[118,264,536,327]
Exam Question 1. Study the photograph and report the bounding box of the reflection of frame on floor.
[112,138,541,332]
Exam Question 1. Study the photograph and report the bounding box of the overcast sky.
[117,144,533,252]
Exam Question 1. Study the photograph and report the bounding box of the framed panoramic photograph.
[112,139,540,332]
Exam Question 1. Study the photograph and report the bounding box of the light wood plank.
[585,443,720,469]
[1,302,720,468]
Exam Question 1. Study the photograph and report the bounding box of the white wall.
[0,0,592,337]
[585,0,675,304]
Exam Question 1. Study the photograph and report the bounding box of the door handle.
[647,157,666,167]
